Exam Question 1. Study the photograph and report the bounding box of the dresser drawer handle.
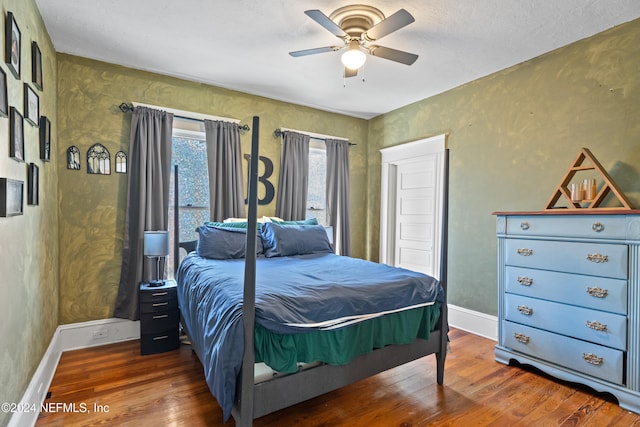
[152,302,168,307]
[586,320,608,332]
[520,222,530,230]
[586,287,608,298]
[153,314,169,319]
[517,305,533,316]
[152,292,168,297]
[153,335,169,341]
[586,253,608,263]
[514,333,530,344]
[517,276,533,286]
[517,248,534,256]
[582,353,603,366]
[592,222,605,232]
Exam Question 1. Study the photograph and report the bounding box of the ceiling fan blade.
[362,9,415,41]
[289,46,343,57]
[369,45,418,65]
[305,10,348,38]
[344,67,358,78]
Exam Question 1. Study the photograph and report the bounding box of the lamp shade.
[144,231,170,257]
[341,40,366,70]
[341,49,366,70]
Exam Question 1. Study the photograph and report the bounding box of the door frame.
[379,134,446,279]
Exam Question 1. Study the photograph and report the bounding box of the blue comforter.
[176,252,443,421]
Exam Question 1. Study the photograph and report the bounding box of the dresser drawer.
[504,294,626,350]
[504,215,628,240]
[503,321,624,385]
[505,239,628,279]
[505,266,627,314]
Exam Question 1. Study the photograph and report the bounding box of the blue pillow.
[196,225,263,259]
[261,223,333,257]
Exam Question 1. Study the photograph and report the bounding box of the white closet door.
[394,155,438,275]
[380,135,445,279]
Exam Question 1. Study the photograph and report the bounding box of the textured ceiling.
[36,0,640,119]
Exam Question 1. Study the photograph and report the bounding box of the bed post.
[436,148,449,385]
[235,116,260,427]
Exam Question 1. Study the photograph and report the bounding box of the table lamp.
[144,230,170,287]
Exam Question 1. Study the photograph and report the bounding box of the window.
[167,119,209,276]
[306,138,328,226]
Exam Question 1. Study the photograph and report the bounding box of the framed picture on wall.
[0,178,24,217]
[27,163,39,206]
[67,145,80,170]
[40,116,51,161]
[4,12,21,79]
[9,107,24,162]
[24,83,39,126]
[0,67,7,117]
[31,41,42,90]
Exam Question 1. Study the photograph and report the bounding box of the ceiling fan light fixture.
[341,40,366,70]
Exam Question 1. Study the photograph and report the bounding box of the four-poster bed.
[175,116,449,426]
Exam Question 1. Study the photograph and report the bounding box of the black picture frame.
[39,116,51,161]
[0,67,7,117]
[87,143,111,174]
[27,163,39,206]
[5,12,21,79]
[9,107,24,162]
[0,178,24,217]
[67,145,80,170]
[115,150,128,173]
[31,41,42,90]
[24,83,39,126]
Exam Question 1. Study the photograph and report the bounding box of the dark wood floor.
[36,328,640,426]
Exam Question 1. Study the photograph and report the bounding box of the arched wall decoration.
[87,143,111,175]
[115,150,127,174]
[67,146,80,170]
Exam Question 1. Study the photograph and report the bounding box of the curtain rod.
[273,128,355,146]
[118,102,250,133]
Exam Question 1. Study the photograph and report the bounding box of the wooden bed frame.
[177,116,449,426]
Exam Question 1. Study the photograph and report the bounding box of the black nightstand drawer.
[140,310,179,334]
[140,330,180,355]
[140,298,178,314]
[139,285,177,303]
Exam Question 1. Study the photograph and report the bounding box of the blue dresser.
[495,212,640,412]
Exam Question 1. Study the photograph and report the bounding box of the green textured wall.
[3,10,638,423]
[57,54,368,324]
[367,18,640,315]
[0,0,58,425]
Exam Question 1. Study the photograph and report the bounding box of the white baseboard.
[58,318,140,352]
[447,304,498,341]
[9,318,139,427]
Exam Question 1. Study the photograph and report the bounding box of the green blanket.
[255,303,441,373]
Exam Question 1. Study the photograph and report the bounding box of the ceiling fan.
[289,5,418,78]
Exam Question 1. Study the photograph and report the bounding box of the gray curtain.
[204,120,245,221]
[275,131,310,220]
[326,139,351,256]
[114,106,174,320]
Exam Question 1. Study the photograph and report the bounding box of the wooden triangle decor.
[544,147,633,211]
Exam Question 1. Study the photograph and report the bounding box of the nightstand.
[139,280,180,355]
